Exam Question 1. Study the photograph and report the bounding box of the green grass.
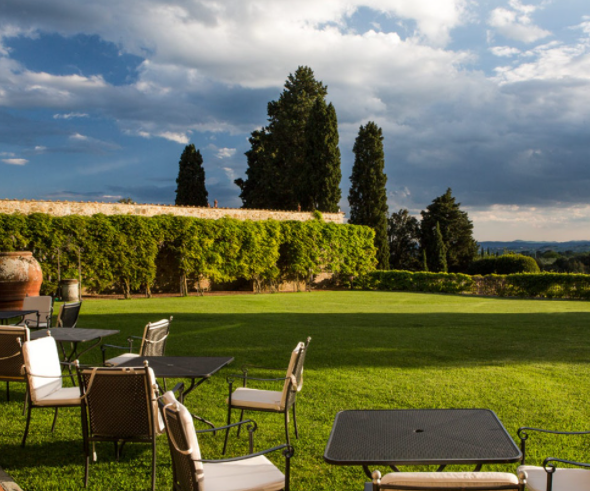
[2,291,590,490]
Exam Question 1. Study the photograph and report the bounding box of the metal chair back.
[160,395,203,491]
[283,337,311,409]
[21,296,54,328]
[78,364,160,490]
[140,317,172,357]
[57,301,82,327]
[0,326,30,384]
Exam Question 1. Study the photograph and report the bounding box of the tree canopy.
[388,209,421,270]
[348,121,389,269]
[236,66,341,212]
[175,144,208,207]
[420,188,478,273]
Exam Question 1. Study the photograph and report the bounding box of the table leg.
[182,378,217,430]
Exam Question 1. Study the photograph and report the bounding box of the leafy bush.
[0,213,376,295]
[469,254,540,275]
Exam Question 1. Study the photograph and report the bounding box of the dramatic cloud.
[488,0,551,43]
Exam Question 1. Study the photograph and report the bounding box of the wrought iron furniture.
[77,363,163,491]
[15,296,53,329]
[160,389,293,491]
[21,335,82,446]
[0,325,29,402]
[118,355,234,427]
[102,316,173,366]
[517,426,590,491]
[324,409,523,486]
[56,301,82,327]
[223,337,311,454]
[31,328,119,384]
[0,310,38,325]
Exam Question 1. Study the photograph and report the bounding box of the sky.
[0,0,589,242]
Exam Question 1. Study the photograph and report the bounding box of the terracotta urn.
[0,251,43,311]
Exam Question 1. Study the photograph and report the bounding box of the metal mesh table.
[0,310,38,325]
[324,409,522,476]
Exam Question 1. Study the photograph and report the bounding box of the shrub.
[469,254,540,275]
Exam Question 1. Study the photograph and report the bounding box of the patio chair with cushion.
[102,317,173,367]
[15,295,54,329]
[21,334,82,447]
[77,363,163,490]
[0,325,29,402]
[223,337,311,454]
[368,470,524,491]
[517,426,590,491]
[160,389,293,491]
[56,301,82,327]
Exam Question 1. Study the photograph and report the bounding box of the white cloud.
[2,158,28,165]
[216,147,236,159]
[488,2,551,43]
[158,131,189,144]
[70,133,88,141]
[489,46,521,57]
[53,112,89,119]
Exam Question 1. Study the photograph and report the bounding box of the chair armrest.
[195,419,257,434]
[199,444,293,463]
[227,374,288,383]
[101,344,132,351]
[241,364,284,372]
[518,426,590,464]
[101,342,133,365]
[128,335,143,341]
[544,457,590,472]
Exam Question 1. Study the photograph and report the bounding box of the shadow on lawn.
[76,311,590,369]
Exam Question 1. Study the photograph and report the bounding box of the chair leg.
[292,402,299,439]
[6,381,9,401]
[284,410,291,446]
[222,406,233,455]
[21,398,33,447]
[236,409,245,437]
[84,452,90,488]
[51,407,59,432]
[22,387,28,416]
[151,437,157,491]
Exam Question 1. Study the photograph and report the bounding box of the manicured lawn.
[2,291,590,490]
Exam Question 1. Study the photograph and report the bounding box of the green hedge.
[357,270,590,299]
[0,213,377,296]
[469,253,540,275]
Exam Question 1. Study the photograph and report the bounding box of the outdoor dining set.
[0,298,589,491]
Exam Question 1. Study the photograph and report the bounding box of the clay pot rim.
[0,251,33,257]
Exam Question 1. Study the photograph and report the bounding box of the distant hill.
[478,240,590,254]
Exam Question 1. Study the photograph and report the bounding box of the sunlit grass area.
[2,291,590,490]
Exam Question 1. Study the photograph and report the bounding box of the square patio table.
[0,310,39,325]
[324,409,522,479]
[118,355,234,428]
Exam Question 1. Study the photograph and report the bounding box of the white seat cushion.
[203,455,285,491]
[381,471,520,488]
[518,465,590,491]
[230,388,284,411]
[22,336,63,403]
[104,352,139,367]
[34,386,81,406]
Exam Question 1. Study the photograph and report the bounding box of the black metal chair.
[160,389,293,491]
[517,426,590,491]
[102,316,173,366]
[0,325,29,402]
[56,301,82,327]
[77,363,162,490]
[223,337,311,454]
[368,470,524,491]
[21,334,82,447]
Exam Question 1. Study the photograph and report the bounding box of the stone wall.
[0,199,345,223]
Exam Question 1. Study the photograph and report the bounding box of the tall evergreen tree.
[236,66,341,211]
[430,222,448,272]
[348,122,389,269]
[303,98,342,212]
[420,188,478,272]
[388,209,421,270]
[175,144,208,207]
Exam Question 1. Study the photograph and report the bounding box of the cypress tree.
[303,98,342,212]
[420,188,478,273]
[175,144,208,207]
[430,222,448,272]
[236,66,332,210]
[348,122,389,269]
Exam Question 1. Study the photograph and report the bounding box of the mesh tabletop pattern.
[30,328,119,343]
[0,310,37,320]
[118,356,234,378]
[324,409,521,466]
